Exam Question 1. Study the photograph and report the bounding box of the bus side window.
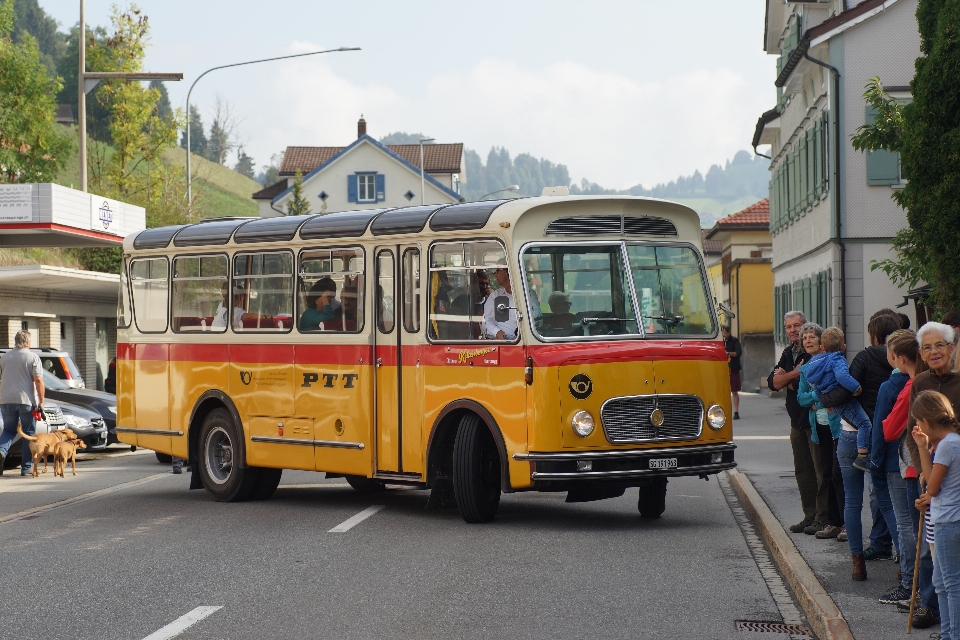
[402,248,420,333]
[427,240,508,342]
[376,250,395,334]
[129,257,169,333]
[233,251,294,332]
[298,247,365,333]
[171,254,228,333]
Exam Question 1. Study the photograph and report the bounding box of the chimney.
[357,115,367,138]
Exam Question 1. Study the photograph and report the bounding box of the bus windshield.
[522,243,715,339]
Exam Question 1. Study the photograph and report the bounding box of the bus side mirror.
[718,301,736,320]
[494,296,510,323]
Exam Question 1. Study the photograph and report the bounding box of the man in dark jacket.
[768,311,819,533]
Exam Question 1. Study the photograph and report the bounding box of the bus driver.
[483,261,517,340]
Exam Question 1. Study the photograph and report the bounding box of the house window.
[358,174,376,202]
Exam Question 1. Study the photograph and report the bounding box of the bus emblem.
[239,371,252,385]
[569,374,593,399]
[650,408,665,427]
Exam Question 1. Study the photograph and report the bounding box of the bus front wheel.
[638,477,668,518]
[452,413,501,523]
[199,408,258,502]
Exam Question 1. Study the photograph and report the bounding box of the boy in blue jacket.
[803,327,874,471]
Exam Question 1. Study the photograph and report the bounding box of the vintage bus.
[116,193,736,522]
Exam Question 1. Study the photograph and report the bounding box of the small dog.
[16,425,78,477]
[53,439,86,477]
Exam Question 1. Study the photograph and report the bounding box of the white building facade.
[754,0,920,352]
[254,118,464,217]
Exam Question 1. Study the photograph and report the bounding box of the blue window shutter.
[865,105,901,185]
[375,174,385,202]
[347,174,358,203]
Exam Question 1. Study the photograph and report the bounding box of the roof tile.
[279,142,463,175]
[716,198,770,227]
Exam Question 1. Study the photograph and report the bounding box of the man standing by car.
[768,311,824,534]
[0,331,45,475]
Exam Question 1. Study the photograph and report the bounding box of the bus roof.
[123,195,703,252]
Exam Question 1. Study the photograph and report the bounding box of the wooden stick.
[907,512,925,634]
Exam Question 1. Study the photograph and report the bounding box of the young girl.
[912,390,960,639]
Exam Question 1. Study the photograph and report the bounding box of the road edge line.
[726,468,853,640]
[0,472,169,525]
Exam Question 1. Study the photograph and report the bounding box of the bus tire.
[249,468,282,501]
[155,452,172,464]
[452,413,501,523]
[638,477,668,518]
[198,408,257,502]
[345,475,386,492]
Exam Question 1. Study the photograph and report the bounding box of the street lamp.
[480,185,520,200]
[419,138,435,205]
[78,0,183,192]
[185,46,361,208]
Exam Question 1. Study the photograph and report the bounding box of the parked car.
[0,347,85,388]
[2,400,65,469]
[59,402,108,451]
[40,369,117,443]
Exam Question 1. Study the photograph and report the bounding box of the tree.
[286,169,310,216]
[234,146,255,179]
[0,0,72,183]
[12,0,63,78]
[56,23,110,141]
[205,95,237,165]
[149,80,172,123]
[257,150,284,186]
[180,104,206,157]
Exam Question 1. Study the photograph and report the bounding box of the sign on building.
[0,184,33,222]
[90,196,121,235]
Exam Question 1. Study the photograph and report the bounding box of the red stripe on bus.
[297,344,373,365]
[136,343,168,361]
[169,344,229,362]
[527,340,726,367]
[230,344,294,364]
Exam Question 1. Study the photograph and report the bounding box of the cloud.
[238,53,767,188]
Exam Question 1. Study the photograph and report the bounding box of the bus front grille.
[600,394,704,443]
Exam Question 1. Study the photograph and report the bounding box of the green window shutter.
[814,118,824,198]
[793,147,801,219]
[774,285,780,343]
[811,275,819,327]
[806,128,815,205]
[865,105,901,185]
[801,136,809,210]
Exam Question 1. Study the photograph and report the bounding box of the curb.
[727,469,853,640]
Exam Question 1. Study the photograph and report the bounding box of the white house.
[253,118,464,217]
[753,0,920,352]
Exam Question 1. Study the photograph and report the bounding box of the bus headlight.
[572,410,595,437]
[706,405,726,430]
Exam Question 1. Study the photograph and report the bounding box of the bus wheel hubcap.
[206,426,233,485]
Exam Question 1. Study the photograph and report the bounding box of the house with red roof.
[252,117,464,217]
[753,0,920,352]
[706,198,773,387]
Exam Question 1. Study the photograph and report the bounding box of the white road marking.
[328,505,385,533]
[735,436,791,440]
[0,473,168,524]
[141,606,222,640]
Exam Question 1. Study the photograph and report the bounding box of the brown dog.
[53,439,86,477]
[16,425,78,477]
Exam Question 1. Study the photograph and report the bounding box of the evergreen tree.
[0,0,72,182]
[234,146,255,179]
[56,23,110,141]
[286,170,310,216]
[12,0,63,77]
[895,0,960,310]
[149,80,172,123]
[180,104,207,157]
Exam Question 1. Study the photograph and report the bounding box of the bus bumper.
[514,442,736,483]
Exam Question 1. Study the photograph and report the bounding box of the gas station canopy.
[0,183,146,247]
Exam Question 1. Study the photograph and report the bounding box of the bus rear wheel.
[452,413,501,523]
[198,408,258,502]
[345,475,386,492]
[638,477,668,518]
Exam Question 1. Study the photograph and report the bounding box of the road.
[2,433,809,639]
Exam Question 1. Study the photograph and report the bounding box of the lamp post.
[480,185,520,200]
[184,47,360,209]
[418,138,435,205]
[78,0,183,192]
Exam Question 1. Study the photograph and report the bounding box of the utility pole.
[77,0,183,193]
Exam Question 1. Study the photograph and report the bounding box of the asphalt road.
[2,438,807,639]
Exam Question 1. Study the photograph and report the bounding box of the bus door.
[373,244,424,477]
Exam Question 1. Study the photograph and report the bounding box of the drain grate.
[736,621,813,636]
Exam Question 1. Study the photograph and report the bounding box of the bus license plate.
[648,458,678,470]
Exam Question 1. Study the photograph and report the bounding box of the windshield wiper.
[643,314,685,324]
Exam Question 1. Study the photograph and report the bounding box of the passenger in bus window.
[340,285,360,331]
[546,291,577,332]
[299,277,338,332]
[213,282,272,329]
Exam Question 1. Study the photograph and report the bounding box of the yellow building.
[706,198,773,389]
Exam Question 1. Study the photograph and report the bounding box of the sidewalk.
[734,392,923,640]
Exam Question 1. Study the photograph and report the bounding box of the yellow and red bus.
[116,194,735,522]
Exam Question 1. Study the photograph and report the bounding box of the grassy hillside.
[163,148,260,219]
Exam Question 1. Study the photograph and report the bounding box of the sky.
[40,1,775,189]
